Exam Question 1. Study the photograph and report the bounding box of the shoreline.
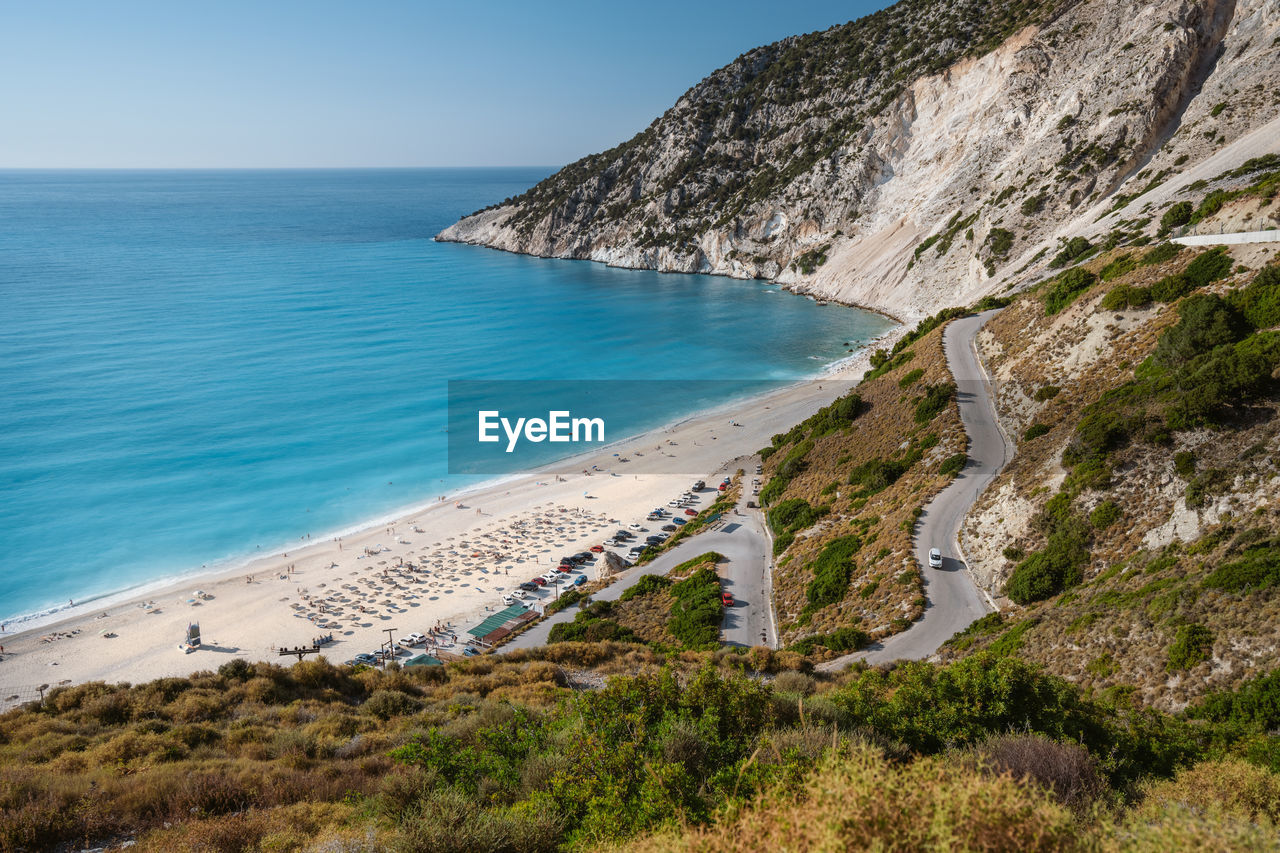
[2,323,900,635]
[436,233,911,325]
[0,329,904,702]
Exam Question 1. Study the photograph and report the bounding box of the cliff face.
[439,0,1280,321]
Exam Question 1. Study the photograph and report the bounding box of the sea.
[0,168,895,626]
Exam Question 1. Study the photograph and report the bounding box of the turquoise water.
[0,169,894,623]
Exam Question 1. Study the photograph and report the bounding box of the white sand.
[0,337,898,703]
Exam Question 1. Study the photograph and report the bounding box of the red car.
[684,508,698,516]
[531,577,547,586]
[721,591,734,606]
[555,565,572,573]
[589,545,604,553]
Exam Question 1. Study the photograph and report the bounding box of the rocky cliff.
[438,0,1280,321]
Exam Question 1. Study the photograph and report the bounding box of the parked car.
[662,524,677,531]
[502,594,517,605]
[462,647,479,657]
[929,548,943,568]
[519,581,539,591]
[531,577,547,586]
[721,591,734,606]
[684,508,698,516]
[589,544,604,553]
[573,575,587,586]
[404,632,426,645]
[672,517,686,525]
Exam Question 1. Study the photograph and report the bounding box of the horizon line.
[0,164,562,172]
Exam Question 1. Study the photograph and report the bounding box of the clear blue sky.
[0,1,891,168]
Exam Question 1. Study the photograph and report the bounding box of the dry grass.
[622,744,1084,853]
[763,321,966,650]
[619,748,1280,853]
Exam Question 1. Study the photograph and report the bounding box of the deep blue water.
[0,169,893,623]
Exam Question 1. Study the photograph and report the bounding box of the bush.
[898,368,925,388]
[548,600,640,644]
[1182,247,1233,289]
[363,689,422,721]
[668,567,725,649]
[1159,201,1193,235]
[1101,284,1152,310]
[1167,623,1214,671]
[847,457,911,495]
[789,626,871,655]
[1189,669,1280,731]
[1153,294,1249,368]
[1202,540,1280,591]
[1089,500,1121,529]
[986,227,1014,259]
[619,573,672,602]
[1141,242,1182,266]
[972,734,1107,814]
[545,588,584,614]
[1043,267,1098,315]
[1229,264,1280,330]
[1004,494,1090,604]
[913,383,956,423]
[1049,236,1092,268]
[1023,423,1051,441]
[1100,253,1137,281]
[1137,759,1280,825]
[1033,385,1060,402]
[805,536,863,610]
[1150,272,1193,302]
[939,453,967,476]
[768,498,827,536]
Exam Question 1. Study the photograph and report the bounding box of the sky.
[0,1,892,168]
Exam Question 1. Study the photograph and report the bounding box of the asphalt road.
[503,486,774,651]
[821,310,1009,670]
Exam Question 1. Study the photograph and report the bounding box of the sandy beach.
[0,334,899,705]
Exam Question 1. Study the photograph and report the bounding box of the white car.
[404,632,426,645]
[928,548,943,568]
[502,594,517,605]
[628,522,643,530]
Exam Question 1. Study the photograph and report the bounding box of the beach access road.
[502,495,773,652]
[820,310,1009,671]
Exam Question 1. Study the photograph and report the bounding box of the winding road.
[504,309,1008,664]
[820,309,1010,669]
[503,484,775,651]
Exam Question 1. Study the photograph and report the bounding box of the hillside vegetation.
[2,647,1279,852]
[953,237,1280,708]
[754,316,974,654]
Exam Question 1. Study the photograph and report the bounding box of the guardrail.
[1171,222,1280,246]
